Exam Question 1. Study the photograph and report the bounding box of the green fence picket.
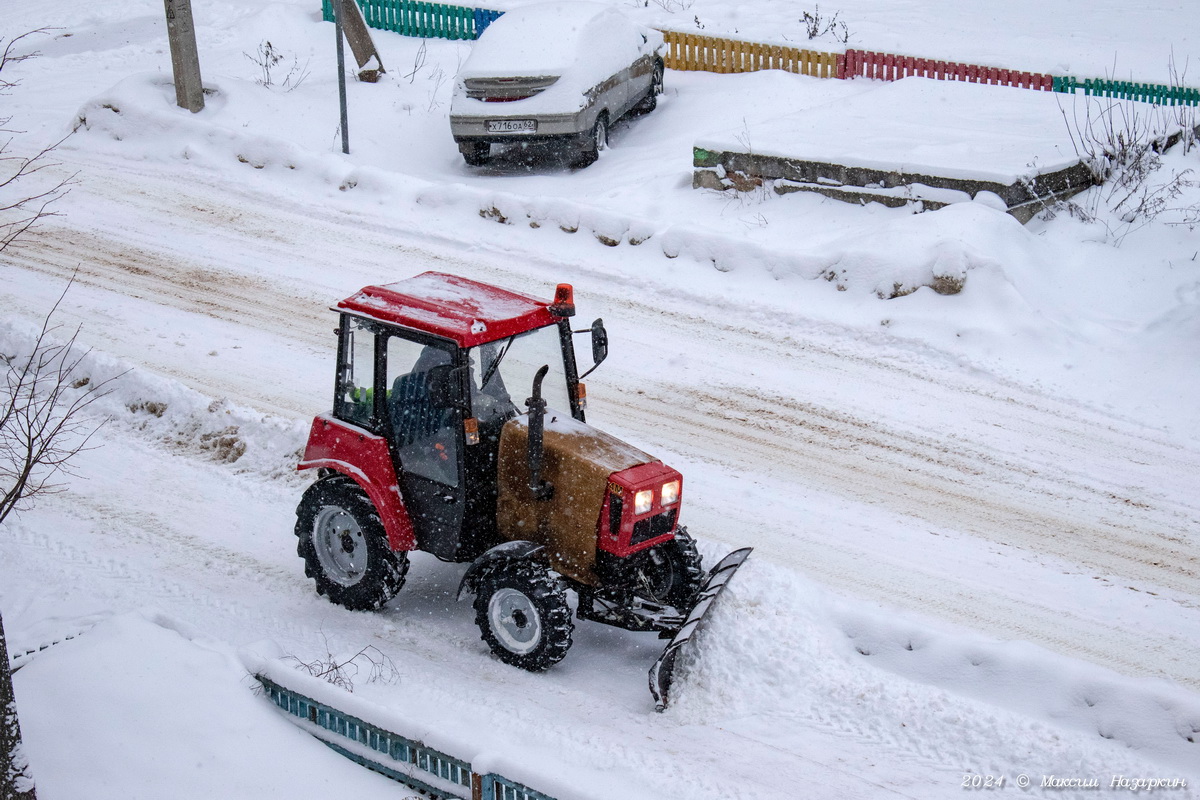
[1052,73,1199,106]
[321,0,502,40]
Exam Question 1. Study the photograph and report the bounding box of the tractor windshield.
[467,324,572,424]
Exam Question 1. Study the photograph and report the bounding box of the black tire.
[462,142,490,167]
[638,527,705,609]
[634,60,664,114]
[571,112,608,169]
[295,477,409,611]
[473,560,573,671]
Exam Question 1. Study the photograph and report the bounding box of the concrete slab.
[693,78,1098,222]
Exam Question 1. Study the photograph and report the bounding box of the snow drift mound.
[0,318,309,483]
[671,558,1200,778]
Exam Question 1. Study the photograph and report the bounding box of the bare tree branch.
[0,277,120,526]
[0,29,76,252]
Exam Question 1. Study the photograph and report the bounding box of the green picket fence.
[1052,75,1200,106]
[259,674,557,800]
[321,0,501,40]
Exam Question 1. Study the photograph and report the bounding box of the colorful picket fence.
[321,0,1200,106]
[320,0,500,40]
[660,30,839,79]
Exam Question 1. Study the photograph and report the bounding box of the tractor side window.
[335,317,378,430]
[385,336,460,488]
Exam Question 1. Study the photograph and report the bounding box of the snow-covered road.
[7,152,1199,697]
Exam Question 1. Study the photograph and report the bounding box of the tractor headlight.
[661,480,680,506]
[634,489,654,515]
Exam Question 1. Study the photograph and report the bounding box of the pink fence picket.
[842,48,1053,91]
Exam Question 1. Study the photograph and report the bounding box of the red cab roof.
[337,272,561,348]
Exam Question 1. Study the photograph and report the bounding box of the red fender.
[298,415,417,551]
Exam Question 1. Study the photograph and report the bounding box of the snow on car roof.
[338,271,560,347]
[457,2,628,80]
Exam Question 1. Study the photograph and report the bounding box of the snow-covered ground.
[3,0,1200,797]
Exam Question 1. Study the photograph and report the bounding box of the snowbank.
[0,318,309,483]
[673,557,1200,780]
[697,78,1082,183]
[14,612,404,800]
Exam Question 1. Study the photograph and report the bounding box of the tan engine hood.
[497,411,652,584]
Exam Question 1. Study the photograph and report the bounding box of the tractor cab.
[307,271,599,565]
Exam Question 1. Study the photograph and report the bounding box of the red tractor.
[295,272,749,709]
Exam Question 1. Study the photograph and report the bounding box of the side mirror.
[590,318,608,368]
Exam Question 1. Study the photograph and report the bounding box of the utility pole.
[331,0,385,154]
[164,0,204,112]
[334,0,350,154]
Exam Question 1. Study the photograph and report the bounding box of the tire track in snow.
[6,154,1200,694]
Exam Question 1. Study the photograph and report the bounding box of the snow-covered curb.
[69,73,989,299]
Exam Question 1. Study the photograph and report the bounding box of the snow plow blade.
[649,547,753,712]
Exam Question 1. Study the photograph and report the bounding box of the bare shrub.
[285,640,400,693]
[244,40,310,91]
[1055,76,1199,244]
[801,6,851,45]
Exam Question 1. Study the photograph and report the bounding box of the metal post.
[164,0,204,112]
[334,0,350,154]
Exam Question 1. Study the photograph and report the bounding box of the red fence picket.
[843,48,1053,91]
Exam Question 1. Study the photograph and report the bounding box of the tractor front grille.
[631,509,677,546]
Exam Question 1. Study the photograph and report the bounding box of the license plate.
[486,119,537,133]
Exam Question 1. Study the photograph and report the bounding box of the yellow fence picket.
[658,28,842,81]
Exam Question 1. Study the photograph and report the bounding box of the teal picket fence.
[1052,75,1200,106]
[258,674,557,800]
[321,0,501,40]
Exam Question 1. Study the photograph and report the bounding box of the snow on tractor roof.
[337,271,560,347]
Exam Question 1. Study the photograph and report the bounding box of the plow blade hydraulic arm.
[649,547,753,712]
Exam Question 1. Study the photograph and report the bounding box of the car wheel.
[635,60,664,114]
[461,142,491,167]
[295,477,409,611]
[571,113,608,169]
[473,559,573,671]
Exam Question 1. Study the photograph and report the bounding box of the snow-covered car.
[449,2,665,168]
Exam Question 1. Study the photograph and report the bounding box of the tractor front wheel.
[639,527,705,610]
[473,560,573,671]
[295,478,409,611]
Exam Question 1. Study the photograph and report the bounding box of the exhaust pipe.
[525,364,554,501]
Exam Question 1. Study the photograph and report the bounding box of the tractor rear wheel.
[295,478,409,611]
[639,527,705,609]
[473,560,573,671]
